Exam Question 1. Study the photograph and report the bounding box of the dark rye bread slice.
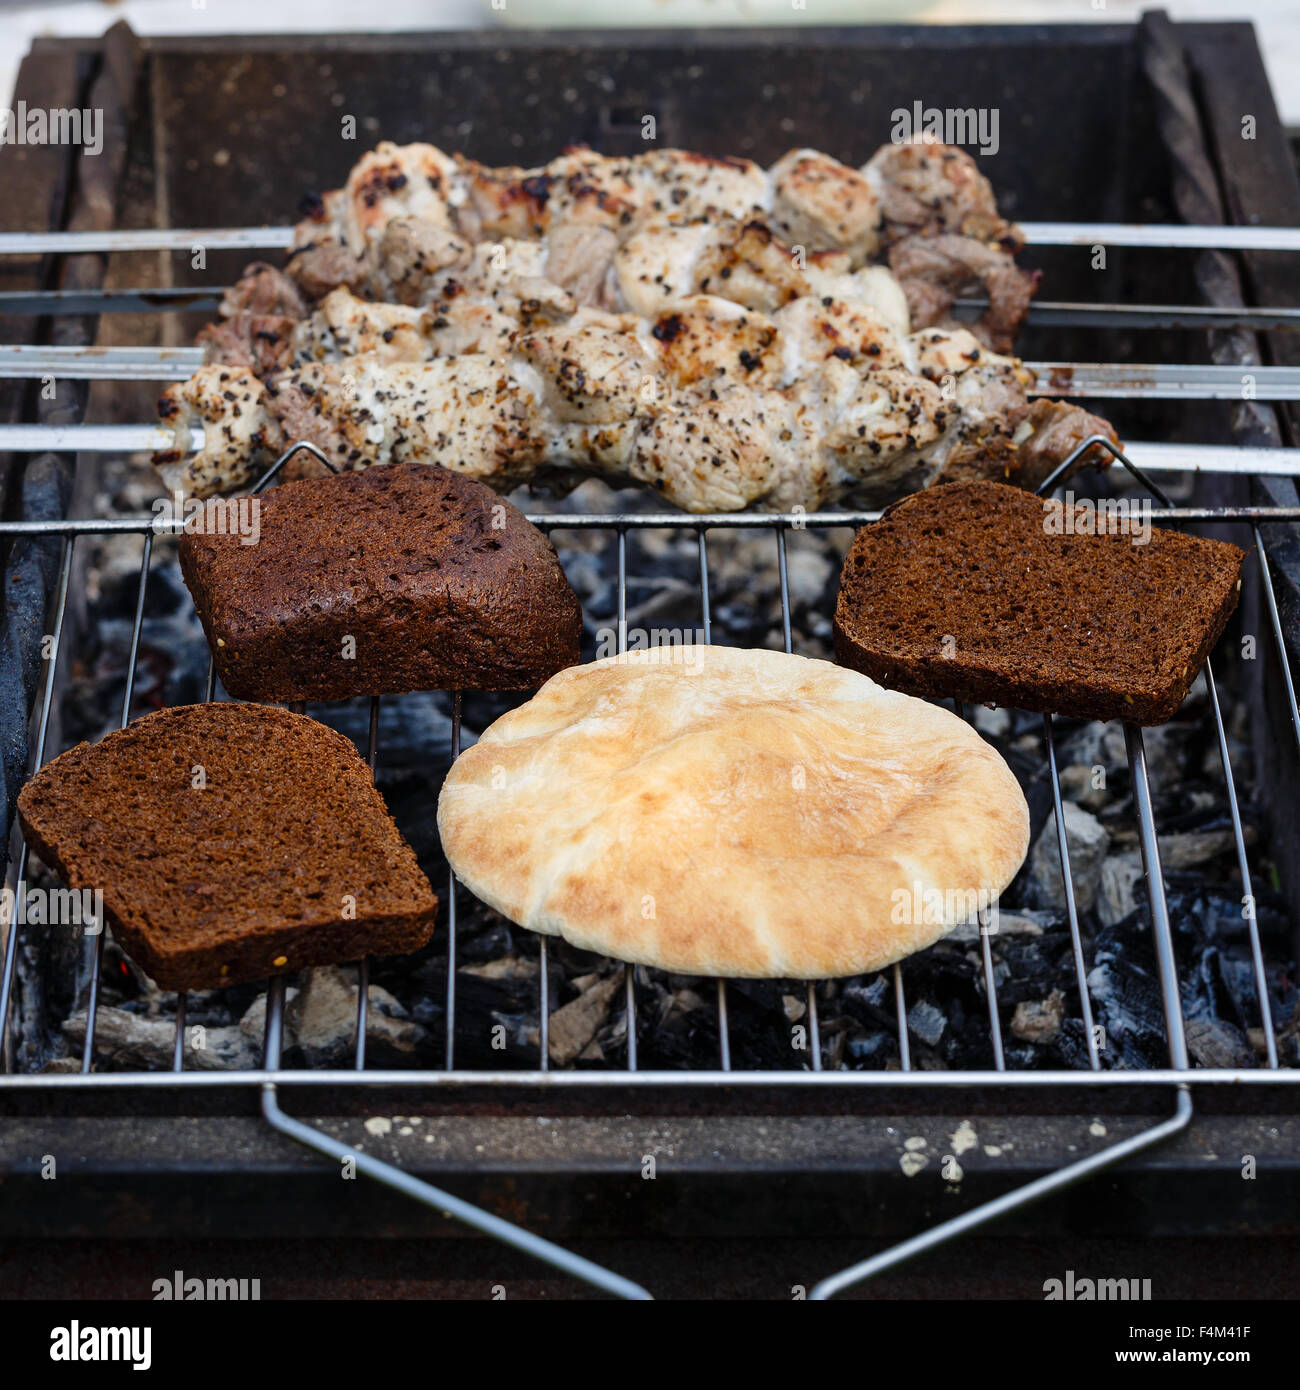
[16,703,437,991]
[179,461,582,702]
[833,481,1244,725]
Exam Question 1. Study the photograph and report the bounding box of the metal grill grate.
[3,468,1300,1091]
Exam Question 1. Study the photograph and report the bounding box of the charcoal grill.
[1,16,1300,1301]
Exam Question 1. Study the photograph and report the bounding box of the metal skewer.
[8,289,1300,332]
[1019,221,1300,251]
[3,344,1300,403]
[0,421,1289,479]
[3,221,1299,255]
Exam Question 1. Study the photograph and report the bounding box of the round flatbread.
[437,645,1029,978]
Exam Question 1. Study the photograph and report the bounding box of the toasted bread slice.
[17,703,437,990]
[179,462,582,702]
[833,481,1244,725]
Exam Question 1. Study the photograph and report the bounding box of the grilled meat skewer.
[272,137,1035,351]
[161,136,1107,509]
[157,305,1114,511]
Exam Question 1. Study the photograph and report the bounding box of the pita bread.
[437,646,1029,978]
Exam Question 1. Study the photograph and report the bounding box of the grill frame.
[4,484,1297,1296]
[3,15,1300,1299]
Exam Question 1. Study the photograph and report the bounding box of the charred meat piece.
[372,216,473,304]
[769,148,882,265]
[888,232,1041,353]
[1013,399,1121,486]
[219,262,307,320]
[544,222,620,308]
[285,239,369,301]
[154,366,284,497]
[865,138,1022,250]
[196,314,299,375]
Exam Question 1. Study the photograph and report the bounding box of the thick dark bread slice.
[179,461,582,702]
[16,703,437,991]
[833,480,1244,725]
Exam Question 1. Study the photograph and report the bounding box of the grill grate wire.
[3,491,1299,1086]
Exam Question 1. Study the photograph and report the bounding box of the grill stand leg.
[258,977,652,1300]
[809,1087,1193,1299]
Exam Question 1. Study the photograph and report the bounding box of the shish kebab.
[157,139,1120,510]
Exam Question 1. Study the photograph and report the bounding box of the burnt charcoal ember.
[1087,888,1296,1069]
[1010,988,1066,1044]
[1027,803,1110,913]
[62,1005,259,1071]
[635,975,810,1070]
[906,1000,947,1048]
[841,972,893,1027]
[13,910,84,1072]
[544,969,623,1065]
[283,966,430,1068]
[311,692,459,772]
[1055,1017,1100,1070]
[836,976,904,1069]
[624,976,722,1070]
[399,954,538,1069]
[1183,1015,1254,1068]
[1087,944,1172,1069]
[847,1030,895,1065]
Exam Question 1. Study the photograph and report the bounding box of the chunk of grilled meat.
[862,137,1037,350]
[196,262,309,372]
[154,366,285,497]
[863,137,1020,249]
[196,314,300,375]
[285,235,369,301]
[888,231,1041,354]
[1014,399,1120,479]
[218,262,307,319]
[453,146,770,242]
[769,148,882,263]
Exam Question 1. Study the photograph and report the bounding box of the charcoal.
[1028,802,1110,913]
[1099,852,1145,927]
[545,970,623,1066]
[455,916,517,966]
[1102,720,1196,790]
[973,707,1011,739]
[906,1000,946,1047]
[1056,1018,1099,1070]
[1088,955,1173,1069]
[847,1030,895,1065]
[1058,719,1110,769]
[842,974,890,1012]
[313,692,460,769]
[995,936,1067,1008]
[1184,1015,1254,1068]
[1010,989,1066,1045]
[286,966,427,1067]
[1059,762,1111,811]
[62,1004,258,1071]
